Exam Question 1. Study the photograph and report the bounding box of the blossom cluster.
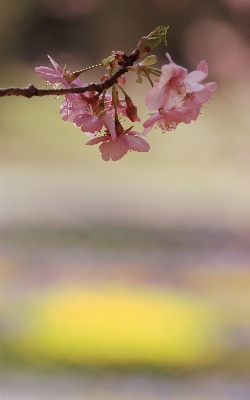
[35,49,216,161]
[143,53,217,135]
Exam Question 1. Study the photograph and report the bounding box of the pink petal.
[60,94,88,122]
[74,114,103,133]
[158,63,178,88]
[192,89,212,105]
[165,52,173,63]
[35,67,70,88]
[164,106,192,123]
[162,88,185,111]
[186,70,207,88]
[165,53,187,74]
[99,139,129,161]
[126,135,150,152]
[60,101,74,122]
[182,99,201,121]
[72,76,87,86]
[142,126,152,136]
[145,84,166,110]
[196,60,208,75]
[86,136,107,146]
[143,112,163,129]
[188,82,217,106]
[35,66,62,85]
[205,82,217,92]
[103,114,116,140]
[48,55,63,74]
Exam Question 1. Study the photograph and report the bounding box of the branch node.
[27,84,37,97]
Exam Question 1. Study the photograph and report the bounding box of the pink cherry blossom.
[86,128,150,161]
[60,93,89,122]
[171,60,217,122]
[73,112,104,137]
[182,81,217,120]
[70,108,113,139]
[144,57,217,133]
[35,46,217,162]
[143,80,217,134]
[35,56,86,87]
[143,105,193,134]
[145,53,207,112]
[60,91,113,138]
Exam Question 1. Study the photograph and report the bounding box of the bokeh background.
[1,0,250,399]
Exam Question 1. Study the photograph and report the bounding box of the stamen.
[158,120,177,132]
[45,81,63,90]
[73,64,103,74]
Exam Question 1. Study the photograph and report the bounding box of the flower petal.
[126,135,150,152]
[48,55,63,74]
[100,139,129,161]
[77,114,103,133]
[196,60,208,75]
[145,84,166,110]
[35,66,66,85]
[143,112,163,129]
[103,114,116,140]
[86,136,107,146]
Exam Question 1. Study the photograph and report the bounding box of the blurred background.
[1,0,250,399]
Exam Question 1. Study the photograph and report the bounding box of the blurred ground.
[1,371,250,400]
[1,226,250,398]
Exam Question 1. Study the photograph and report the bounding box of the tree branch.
[0,49,140,98]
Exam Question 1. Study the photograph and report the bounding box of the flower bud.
[125,95,140,122]
[136,26,168,58]
[101,51,126,68]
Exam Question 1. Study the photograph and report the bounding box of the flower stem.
[112,85,119,124]
[116,84,127,96]
[144,70,154,87]
[147,68,161,77]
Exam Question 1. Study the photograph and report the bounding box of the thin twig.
[0,50,140,98]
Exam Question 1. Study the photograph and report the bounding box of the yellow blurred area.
[6,284,220,368]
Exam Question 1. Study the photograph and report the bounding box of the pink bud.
[125,95,139,122]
